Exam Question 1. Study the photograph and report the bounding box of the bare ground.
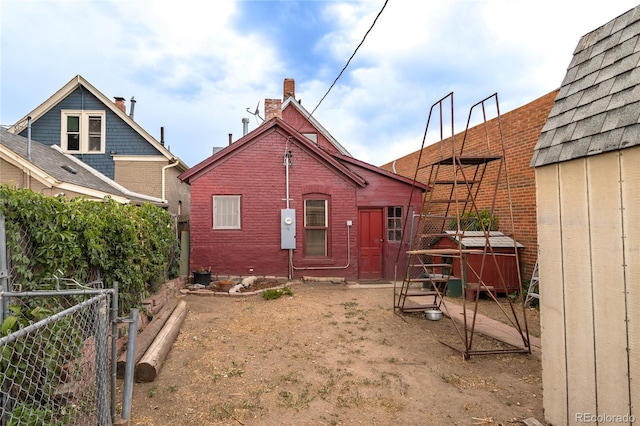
[125,281,544,426]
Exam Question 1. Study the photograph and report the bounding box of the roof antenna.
[246,101,263,124]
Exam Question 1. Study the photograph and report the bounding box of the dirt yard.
[126,281,543,425]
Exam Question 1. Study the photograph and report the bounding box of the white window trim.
[60,110,106,154]
[213,195,241,230]
[112,155,167,162]
[304,199,327,227]
[304,199,328,256]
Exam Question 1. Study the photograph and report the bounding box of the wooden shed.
[430,231,523,296]
[531,6,640,425]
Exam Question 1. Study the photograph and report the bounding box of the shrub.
[448,209,498,232]
[262,287,294,300]
[0,185,179,313]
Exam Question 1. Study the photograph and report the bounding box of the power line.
[308,0,389,119]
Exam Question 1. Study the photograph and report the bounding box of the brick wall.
[264,99,283,121]
[382,90,558,281]
[114,159,163,199]
[282,105,343,155]
[189,127,359,280]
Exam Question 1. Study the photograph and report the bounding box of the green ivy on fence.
[0,185,179,314]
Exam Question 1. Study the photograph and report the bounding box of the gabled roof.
[531,5,640,167]
[282,97,352,157]
[7,74,189,171]
[178,117,366,186]
[1,127,164,205]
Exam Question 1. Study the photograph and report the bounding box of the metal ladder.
[525,260,539,306]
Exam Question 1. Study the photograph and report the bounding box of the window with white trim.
[304,198,328,256]
[387,206,402,241]
[213,195,241,229]
[61,110,106,153]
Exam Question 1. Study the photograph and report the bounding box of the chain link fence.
[0,214,118,426]
[1,291,113,425]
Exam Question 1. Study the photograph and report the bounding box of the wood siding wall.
[535,146,640,425]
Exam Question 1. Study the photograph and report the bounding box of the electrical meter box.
[281,209,296,249]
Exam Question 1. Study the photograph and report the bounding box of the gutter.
[162,158,180,202]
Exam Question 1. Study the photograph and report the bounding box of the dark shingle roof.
[0,127,157,204]
[531,5,640,167]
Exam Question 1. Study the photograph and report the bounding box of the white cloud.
[2,0,640,168]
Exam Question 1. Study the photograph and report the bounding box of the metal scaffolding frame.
[393,92,531,358]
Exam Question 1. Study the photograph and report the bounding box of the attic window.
[302,133,317,143]
[61,110,106,154]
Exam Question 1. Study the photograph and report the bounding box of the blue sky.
[2,0,639,168]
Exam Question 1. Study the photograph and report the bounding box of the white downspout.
[162,158,180,203]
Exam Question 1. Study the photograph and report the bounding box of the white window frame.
[387,206,403,241]
[213,195,241,229]
[304,198,328,256]
[60,110,106,154]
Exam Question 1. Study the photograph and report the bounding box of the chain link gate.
[1,290,115,425]
[0,213,119,425]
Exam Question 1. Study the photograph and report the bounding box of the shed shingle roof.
[443,231,524,249]
[531,5,640,167]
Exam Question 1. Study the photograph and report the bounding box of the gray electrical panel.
[281,209,296,249]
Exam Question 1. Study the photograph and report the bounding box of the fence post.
[0,213,7,426]
[0,213,8,322]
[111,281,119,424]
[96,295,110,425]
[121,308,138,423]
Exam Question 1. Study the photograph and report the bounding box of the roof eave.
[9,74,189,170]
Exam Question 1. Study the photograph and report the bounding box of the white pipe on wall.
[161,158,180,203]
[290,222,352,271]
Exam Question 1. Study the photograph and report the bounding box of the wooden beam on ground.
[117,298,179,378]
[134,299,188,383]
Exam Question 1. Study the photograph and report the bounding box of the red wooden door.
[358,209,383,279]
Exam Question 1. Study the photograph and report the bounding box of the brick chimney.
[264,98,282,121]
[114,97,126,114]
[283,78,295,100]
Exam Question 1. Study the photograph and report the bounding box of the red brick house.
[179,79,426,281]
[382,90,559,282]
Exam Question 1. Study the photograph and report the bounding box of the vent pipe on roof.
[228,133,233,146]
[242,118,249,136]
[160,127,165,146]
[27,116,32,162]
[129,97,136,120]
